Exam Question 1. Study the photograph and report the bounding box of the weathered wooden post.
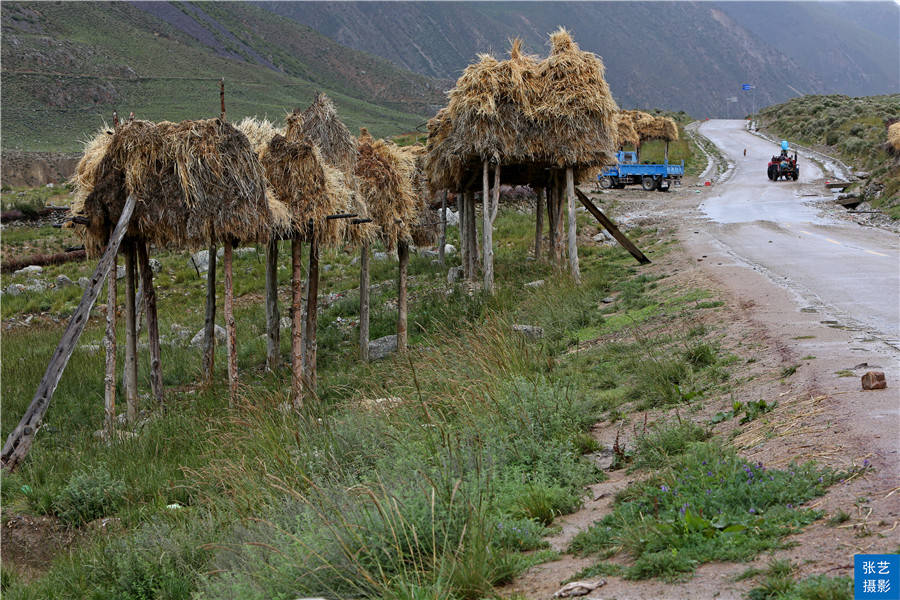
[547,182,557,264]
[359,240,370,362]
[534,186,544,261]
[201,243,216,386]
[566,167,581,283]
[264,238,280,371]
[397,239,409,351]
[137,240,163,406]
[123,241,138,422]
[103,254,117,433]
[223,241,237,405]
[438,190,447,265]
[303,233,319,396]
[555,175,565,266]
[664,141,669,163]
[2,194,136,472]
[458,190,468,278]
[290,239,304,408]
[482,159,494,293]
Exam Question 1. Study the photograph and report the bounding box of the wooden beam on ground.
[201,243,216,386]
[574,188,651,265]
[123,241,138,423]
[290,240,304,408]
[359,241,370,362]
[566,167,581,284]
[265,238,280,371]
[104,254,117,433]
[1,193,137,472]
[137,240,164,406]
[223,242,237,405]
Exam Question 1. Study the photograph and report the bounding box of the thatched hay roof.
[399,144,440,247]
[236,117,284,158]
[356,129,417,250]
[426,30,618,190]
[614,112,640,148]
[301,93,358,174]
[70,118,273,256]
[888,122,900,154]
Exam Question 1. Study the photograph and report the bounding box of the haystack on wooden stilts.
[425,31,618,289]
[356,129,417,354]
[614,112,641,150]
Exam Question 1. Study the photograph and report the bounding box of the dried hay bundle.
[534,28,618,166]
[643,115,679,142]
[70,118,272,256]
[424,108,466,191]
[327,165,377,248]
[235,117,284,158]
[888,122,900,154]
[399,144,440,247]
[301,93,358,174]
[614,112,640,148]
[356,129,417,250]
[70,126,114,197]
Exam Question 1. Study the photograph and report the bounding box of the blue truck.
[598,151,684,191]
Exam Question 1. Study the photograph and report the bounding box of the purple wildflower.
[661,485,669,493]
[749,508,756,514]
[863,459,870,468]
[818,477,823,483]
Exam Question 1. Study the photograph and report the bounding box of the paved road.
[697,119,899,345]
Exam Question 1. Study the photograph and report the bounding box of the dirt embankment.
[1,151,80,187]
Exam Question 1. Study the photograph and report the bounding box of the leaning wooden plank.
[1,194,137,472]
[574,188,651,265]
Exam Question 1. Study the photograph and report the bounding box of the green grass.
[569,443,841,581]
[745,559,852,600]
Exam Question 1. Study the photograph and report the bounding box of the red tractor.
[767,150,799,181]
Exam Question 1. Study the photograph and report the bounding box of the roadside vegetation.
[757,94,900,217]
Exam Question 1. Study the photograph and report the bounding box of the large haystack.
[356,129,417,250]
[399,144,440,247]
[301,93,358,174]
[424,108,463,191]
[236,117,284,158]
[534,28,618,166]
[888,122,900,155]
[624,110,678,143]
[70,118,276,256]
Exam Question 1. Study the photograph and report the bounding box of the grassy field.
[757,94,900,217]
[0,186,849,598]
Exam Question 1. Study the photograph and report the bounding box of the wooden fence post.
[137,240,163,407]
[359,241,370,362]
[1,194,137,472]
[566,167,581,284]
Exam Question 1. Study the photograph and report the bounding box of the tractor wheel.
[641,176,656,191]
[767,165,776,180]
[599,176,613,189]
[792,169,799,181]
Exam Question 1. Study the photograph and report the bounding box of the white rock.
[14,265,42,276]
[374,251,389,261]
[149,258,161,273]
[116,265,126,279]
[56,274,75,288]
[512,324,544,340]
[190,250,210,274]
[77,277,91,289]
[25,280,47,293]
[280,316,292,329]
[190,325,226,347]
[367,334,397,361]
[443,243,457,255]
[447,266,462,284]
[445,209,459,227]
[5,284,26,296]
[524,279,545,288]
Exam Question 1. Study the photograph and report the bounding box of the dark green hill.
[1,2,444,152]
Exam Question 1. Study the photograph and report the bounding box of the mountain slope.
[1,2,443,152]
[262,1,899,118]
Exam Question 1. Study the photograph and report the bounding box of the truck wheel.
[599,176,613,189]
[767,165,775,180]
[641,176,656,191]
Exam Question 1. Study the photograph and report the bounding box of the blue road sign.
[742,84,754,91]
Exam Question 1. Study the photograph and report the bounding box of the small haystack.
[301,93,358,175]
[614,112,640,149]
[888,122,900,155]
[399,144,440,247]
[356,129,417,250]
[70,118,275,256]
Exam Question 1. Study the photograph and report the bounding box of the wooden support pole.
[223,242,237,406]
[664,141,669,163]
[137,240,163,407]
[555,177,565,266]
[575,188,651,265]
[123,242,138,423]
[547,182,557,264]
[458,190,468,278]
[566,167,581,284]
[397,239,409,351]
[104,254,117,433]
[304,234,319,396]
[264,238,280,371]
[491,162,500,223]
[535,186,544,261]
[468,190,478,275]
[359,241,370,362]
[201,243,216,386]
[290,239,304,408]
[2,194,137,472]
[438,190,447,265]
[482,159,494,293]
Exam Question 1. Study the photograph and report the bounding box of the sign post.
[742,84,755,119]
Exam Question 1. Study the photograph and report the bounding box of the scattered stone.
[587,449,616,470]
[80,344,101,355]
[861,371,887,390]
[280,316,292,329]
[92,428,138,444]
[524,279,545,288]
[77,277,90,289]
[552,579,606,598]
[855,171,870,180]
[601,296,615,304]
[116,264,126,279]
[169,323,191,342]
[5,284,26,296]
[24,280,47,293]
[374,251,390,261]
[56,274,74,288]
[445,209,459,227]
[367,334,397,361]
[190,250,210,274]
[512,324,544,340]
[420,249,439,259]
[350,255,360,266]
[359,396,403,410]
[13,265,42,276]
[166,503,182,510]
[447,266,463,284]
[189,325,226,347]
[149,258,161,273]
[322,264,333,272]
